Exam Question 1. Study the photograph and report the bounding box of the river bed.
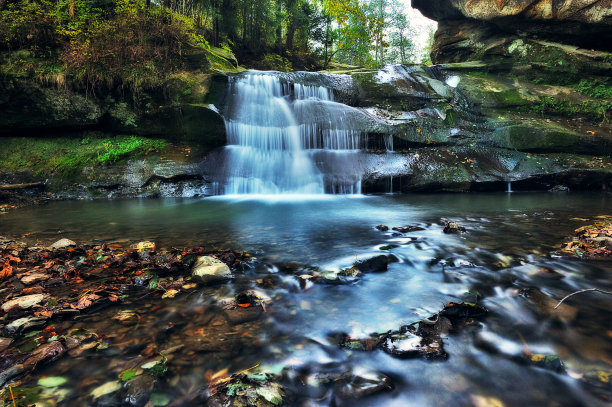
[1,192,611,406]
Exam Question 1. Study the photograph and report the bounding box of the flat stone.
[2,294,47,312]
[4,316,48,335]
[0,365,25,388]
[50,238,76,249]
[192,256,231,284]
[23,341,65,368]
[21,273,49,285]
[0,337,13,352]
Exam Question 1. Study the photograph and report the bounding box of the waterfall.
[218,71,365,195]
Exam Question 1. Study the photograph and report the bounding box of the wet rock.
[123,375,155,407]
[516,352,566,373]
[353,254,398,273]
[4,316,48,336]
[23,341,65,368]
[207,373,284,407]
[579,369,612,401]
[112,310,139,326]
[443,221,466,234]
[20,273,50,285]
[375,225,389,231]
[334,370,394,399]
[225,307,263,325]
[380,331,447,360]
[49,238,76,249]
[0,364,25,387]
[392,225,425,233]
[521,288,578,323]
[0,337,12,352]
[192,256,231,285]
[2,293,47,312]
[439,302,488,319]
[549,185,570,192]
[132,241,156,252]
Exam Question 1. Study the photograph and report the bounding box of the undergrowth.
[0,135,168,177]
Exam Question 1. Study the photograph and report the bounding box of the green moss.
[530,97,611,122]
[0,135,168,177]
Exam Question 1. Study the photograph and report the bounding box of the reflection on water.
[2,192,612,406]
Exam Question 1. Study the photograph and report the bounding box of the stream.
[2,192,612,406]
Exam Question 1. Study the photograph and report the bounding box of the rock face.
[413,0,612,58]
[0,73,226,148]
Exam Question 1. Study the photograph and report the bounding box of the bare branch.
[554,288,612,310]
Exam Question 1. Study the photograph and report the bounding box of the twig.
[9,385,16,407]
[554,288,612,310]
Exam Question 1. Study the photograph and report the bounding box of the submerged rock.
[2,294,47,312]
[336,301,488,360]
[50,238,76,249]
[123,375,155,407]
[4,316,48,336]
[353,254,398,273]
[20,273,49,285]
[392,225,425,233]
[207,372,285,407]
[192,256,231,284]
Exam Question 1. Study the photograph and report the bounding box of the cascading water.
[217,71,366,195]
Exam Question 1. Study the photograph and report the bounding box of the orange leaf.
[0,263,13,280]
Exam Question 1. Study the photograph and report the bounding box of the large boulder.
[413,0,612,51]
[413,0,612,66]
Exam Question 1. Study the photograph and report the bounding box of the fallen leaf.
[161,289,179,299]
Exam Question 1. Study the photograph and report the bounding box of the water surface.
[2,192,612,406]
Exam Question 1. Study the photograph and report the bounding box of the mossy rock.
[0,77,103,133]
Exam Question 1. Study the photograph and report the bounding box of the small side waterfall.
[217,71,366,195]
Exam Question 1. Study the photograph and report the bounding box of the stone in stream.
[191,256,231,284]
[123,374,155,407]
[335,301,488,360]
[0,364,25,388]
[392,225,425,233]
[333,370,394,399]
[353,254,398,273]
[443,221,466,234]
[4,316,48,336]
[0,337,12,352]
[22,341,65,368]
[49,238,76,249]
[2,293,47,312]
[380,331,447,360]
[20,273,49,285]
[207,373,284,407]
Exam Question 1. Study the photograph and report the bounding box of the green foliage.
[530,96,611,123]
[0,0,58,51]
[118,368,138,381]
[573,79,612,99]
[0,0,211,90]
[253,53,292,71]
[0,135,168,177]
